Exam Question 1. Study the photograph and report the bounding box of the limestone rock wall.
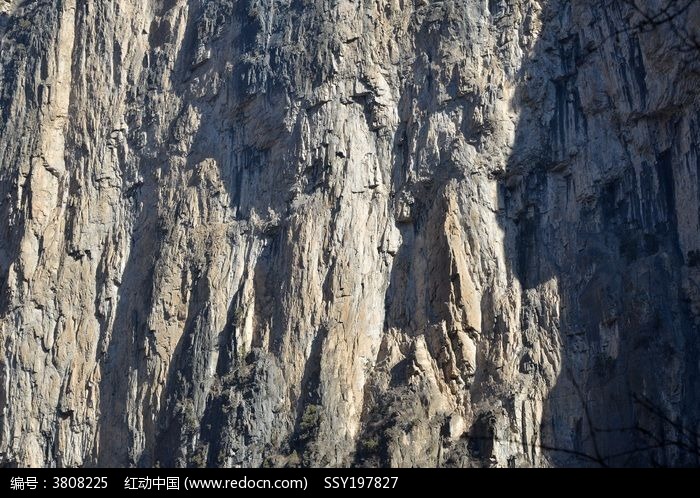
[0,0,698,467]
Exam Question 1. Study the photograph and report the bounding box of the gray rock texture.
[0,0,699,467]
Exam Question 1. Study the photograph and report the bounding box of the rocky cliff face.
[1,0,699,468]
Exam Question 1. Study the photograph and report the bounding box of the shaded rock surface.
[0,0,699,467]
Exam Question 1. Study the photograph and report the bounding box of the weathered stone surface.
[0,0,698,467]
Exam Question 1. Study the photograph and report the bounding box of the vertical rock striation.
[0,0,698,467]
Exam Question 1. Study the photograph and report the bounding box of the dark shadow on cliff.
[500,0,700,467]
